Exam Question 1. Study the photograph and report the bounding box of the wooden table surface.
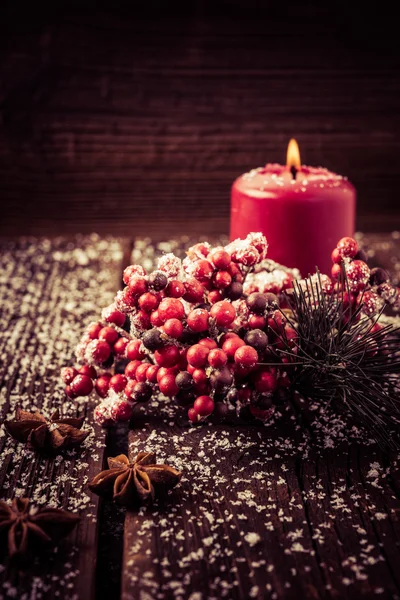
[1,233,400,600]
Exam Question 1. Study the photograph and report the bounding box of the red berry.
[234,345,258,368]
[267,311,286,333]
[187,309,209,333]
[146,364,160,383]
[98,326,119,346]
[210,301,236,327]
[210,249,231,270]
[157,366,179,383]
[192,368,208,385]
[124,379,137,400]
[193,395,215,416]
[345,260,370,291]
[331,248,342,265]
[222,335,245,360]
[103,304,126,327]
[337,237,359,259]
[126,340,146,360]
[331,263,342,281]
[188,407,201,423]
[109,374,128,393]
[88,322,102,340]
[150,310,164,327]
[128,276,148,296]
[78,365,97,379]
[208,290,224,304]
[91,340,111,363]
[159,373,179,397]
[70,374,93,396]
[95,374,112,398]
[163,318,184,339]
[183,278,205,303]
[125,360,141,379]
[154,345,180,367]
[198,337,218,350]
[248,314,267,329]
[186,364,196,375]
[284,327,298,347]
[254,369,277,392]
[110,400,133,422]
[158,298,185,323]
[166,280,185,298]
[123,264,146,285]
[187,344,210,368]
[138,292,160,312]
[133,310,151,330]
[135,363,150,382]
[113,337,129,356]
[208,348,228,368]
[212,271,232,290]
[61,367,78,385]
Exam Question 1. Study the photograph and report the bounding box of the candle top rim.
[234,163,355,195]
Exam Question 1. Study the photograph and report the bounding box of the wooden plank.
[0,235,125,599]
[121,233,400,600]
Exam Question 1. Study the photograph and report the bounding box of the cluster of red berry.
[61,233,399,427]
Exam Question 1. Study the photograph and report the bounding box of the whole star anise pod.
[4,407,89,454]
[0,497,80,562]
[89,451,182,506]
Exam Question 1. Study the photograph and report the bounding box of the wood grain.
[0,235,124,599]
[0,7,399,237]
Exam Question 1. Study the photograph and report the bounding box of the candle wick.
[290,165,297,180]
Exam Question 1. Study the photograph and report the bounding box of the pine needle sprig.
[278,271,400,447]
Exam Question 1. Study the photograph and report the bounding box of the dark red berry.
[248,314,266,329]
[210,367,233,391]
[142,328,164,351]
[70,374,93,396]
[95,374,112,398]
[254,368,277,392]
[369,267,390,286]
[78,365,97,379]
[246,293,267,314]
[244,329,268,353]
[176,372,194,391]
[148,271,168,291]
[92,340,111,364]
[61,367,78,385]
[224,281,243,301]
[131,382,152,402]
[110,400,133,422]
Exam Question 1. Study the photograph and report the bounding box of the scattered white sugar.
[374,512,388,521]
[244,533,261,547]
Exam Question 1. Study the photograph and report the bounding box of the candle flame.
[286,138,301,169]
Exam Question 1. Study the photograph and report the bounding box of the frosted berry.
[337,237,358,258]
[142,328,164,351]
[99,326,119,345]
[154,345,180,367]
[110,400,133,422]
[187,344,209,368]
[158,298,185,323]
[193,395,215,416]
[109,374,128,393]
[148,271,168,291]
[210,301,236,327]
[208,348,228,369]
[163,318,184,339]
[62,367,78,385]
[70,374,93,397]
[123,264,146,285]
[345,260,370,291]
[94,403,114,427]
[234,345,258,368]
[103,304,126,327]
[187,308,209,333]
[91,340,111,364]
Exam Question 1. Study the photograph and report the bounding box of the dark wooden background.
[0,2,399,238]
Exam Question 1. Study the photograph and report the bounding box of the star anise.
[0,497,80,562]
[4,407,89,454]
[89,451,182,506]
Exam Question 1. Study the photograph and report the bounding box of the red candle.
[230,140,356,276]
